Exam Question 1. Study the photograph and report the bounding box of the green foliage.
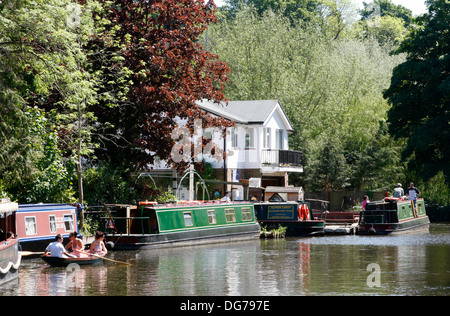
[157,191,178,204]
[384,0,450,187]
[359,0,413,26]
[82,163,136,206]
[4,107,76,203]
[208,6,404,191]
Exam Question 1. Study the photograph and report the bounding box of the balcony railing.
[261,149,302,167]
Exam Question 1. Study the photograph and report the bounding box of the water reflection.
[2,224,450,296]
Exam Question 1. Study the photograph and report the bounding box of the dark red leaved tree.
[93,0,232,170]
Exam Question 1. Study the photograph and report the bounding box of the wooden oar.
[79,250,131,265]
[20,251,44,257]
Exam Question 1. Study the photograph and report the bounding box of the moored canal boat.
[0,199,21,285]
[16,204,80,251]
[103,201,260,250]
[358,197,430,235]
[254,197,325,236]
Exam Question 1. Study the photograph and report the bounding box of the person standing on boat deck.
[65,231,85,257]
[44,234,73,258]
[393,183,404,198]
[406,182,421,206]
[88,231,107,256]
[221,191,231,202]
[362,195,370,211]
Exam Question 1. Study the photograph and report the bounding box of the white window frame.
[225,208,236,223]
[207,210,217,224]
[245,128,254,149]
[64,214,75,232]
[183,212,194,227]
[263,128,271,149]
[49,215,57,233]
[241,207,253,221]
[25,216,37,236]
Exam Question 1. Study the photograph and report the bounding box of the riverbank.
[426,205,450,222]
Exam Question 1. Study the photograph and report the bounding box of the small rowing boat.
[41,255,103,267]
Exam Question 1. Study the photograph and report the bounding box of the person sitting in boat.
[65,231,85,257]
[362,195,370,211]
[393,183,404,198]
[221,191,231,202]
[88,231,107,256]
[44,234,74,258]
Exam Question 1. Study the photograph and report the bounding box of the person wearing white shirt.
[221,191,231,202]
[44,234,73,258]
[406,182,421,206]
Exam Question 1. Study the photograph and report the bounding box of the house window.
[276,129,284,150]
[263,128,271,148]
[64,214,74,231]
[207,210,217,224]
[242,207,253,221]
[183,212,194,226]
[231,128,238,148]
[225,208,236,223]
[49,215,57,233]
[245,128,254,149]
[25,217,37,236]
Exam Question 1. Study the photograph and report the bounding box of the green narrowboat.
[358,197,429,235]
[103,201,260,250]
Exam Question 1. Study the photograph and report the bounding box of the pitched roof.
[196,99,293,131]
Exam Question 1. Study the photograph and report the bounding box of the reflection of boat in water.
[103,201,260,250]
[41,255,103,267]
[359,197,429,235]
[254,194,325,237]
[0,199,21,285]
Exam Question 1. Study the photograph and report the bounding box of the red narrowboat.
[16,204,80,251]
[0,199,21,285]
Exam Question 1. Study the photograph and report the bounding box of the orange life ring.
[302,204,310,221]
[138,201,158,206]
[298,204,304,221]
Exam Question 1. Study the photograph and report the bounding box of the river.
[1,223,449,296]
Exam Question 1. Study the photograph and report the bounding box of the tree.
[91,0,231,171]
[208,7,404,191]
[360,0,413,26]
[384,0,450,185]
[222,0,323,24]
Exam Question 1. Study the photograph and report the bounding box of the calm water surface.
[2,223,450,296]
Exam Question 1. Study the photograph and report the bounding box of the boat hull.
[0,238,21,285]
[359,215,430,235]
[106,223,261,250]
[41,255,103,267]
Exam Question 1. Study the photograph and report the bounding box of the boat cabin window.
[64,214,74,231]
[25,216,37,236]
[183,212,194,227]
[225,208,236,223]
[242,207,252,221]
[207,210,217,224]
[49,215,57,233]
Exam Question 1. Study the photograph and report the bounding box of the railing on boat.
[101,216,151,235]
[359,210,399,224]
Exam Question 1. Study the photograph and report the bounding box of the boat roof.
[107,201,254,210]
[0,199,18,214]
[17,203,76,213]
